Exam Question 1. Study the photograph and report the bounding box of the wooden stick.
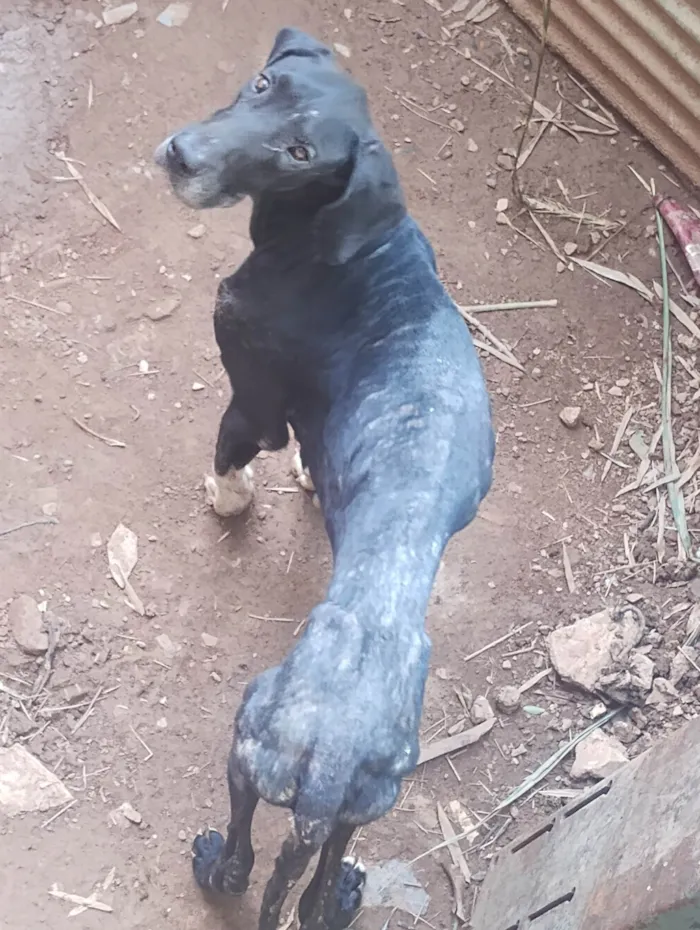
[418,718,495,765]
[461,299,558,313]
[463,621,533,663]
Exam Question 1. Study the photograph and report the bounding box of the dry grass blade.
[461,299,558,313]
[516,106,556,170]
[572,258,653,301]
[472,338,524,372]
[523,195,619,232]
[466,0,500,23]
[565,70,618,128]
[656,205,697,561]
[458,307,524,371]
[652,281,700,341]
[437,802,472,883]
[678,442,700,492]
[49,886,113,913]
[0,517,58,538]
[55,152,121,232]
[72,416,126,448]
[555,81,617,132]
[528,211,566,263]
[8,294,69,316]
[601,406,635,482]
[562,542,576,593]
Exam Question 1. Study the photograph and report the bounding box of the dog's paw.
[291,449,315,493]
[337,857,366,913]
[204,466,254,517]
[192,829,226,890]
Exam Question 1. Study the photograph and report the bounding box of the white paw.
[204,466,254,517]
[291,448,315,493]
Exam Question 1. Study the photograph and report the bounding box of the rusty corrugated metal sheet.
[502,0,700,188]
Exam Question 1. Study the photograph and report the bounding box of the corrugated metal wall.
[503,0,700,187]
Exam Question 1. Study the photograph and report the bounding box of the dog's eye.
[253,73,270,93]
[288,144,311,162]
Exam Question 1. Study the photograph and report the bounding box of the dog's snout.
[167,135,200,177]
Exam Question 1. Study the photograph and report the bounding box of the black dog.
[155,27,494,930]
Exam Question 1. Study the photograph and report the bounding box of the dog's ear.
[266,27,332,66]
[314,139,407,265]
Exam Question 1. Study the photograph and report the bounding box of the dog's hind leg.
[258,829,318,930]
[192,754,258,895]
[297,825,366,930]
[205,400,258,517]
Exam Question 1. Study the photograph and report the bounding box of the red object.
[655,194,700,289]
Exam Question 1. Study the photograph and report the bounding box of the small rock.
[178,829,188,841]
[570,730,628,780]
[157,1,190,26]
[333,42,351,58]
[460,75,470,87]
[155,633,179,658]
[211,671,222,683]
[611,719,641,746]
[449,118,465,133]
[556,261,566,274]
[467,138,478,152]
[485,177,497,189]
[608,385,624,397]
[0,746,73,815]
[118,801,142,824]
[103,2,138,25]
[192,382,205,392]
[201,632,218,647]
[470,695,495,725]
[590,230,601,245]
[495,685,521,714]
[496,197,508,213]
[563,241,578,256]
[547,607,644,695]
[670,647,696,686]
[496,212,508,226]
[146,296,180,321]
[558,406,582,429]
[9,595,48,655]
[496,152,514,171]
[156,717,168,729]
[187,224,206,239]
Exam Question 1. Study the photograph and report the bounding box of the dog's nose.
[166,135,200,177]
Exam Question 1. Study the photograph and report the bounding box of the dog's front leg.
[192,753,259,894]
[298,823,366,930]
[204,400,258,516]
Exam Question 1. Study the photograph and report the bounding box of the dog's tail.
[293,747,355,847]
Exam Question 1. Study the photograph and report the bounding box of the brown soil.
[1,1,699,928]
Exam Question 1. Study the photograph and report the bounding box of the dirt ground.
[2,0,700,928]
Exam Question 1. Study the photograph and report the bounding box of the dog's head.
[154,27,405,262]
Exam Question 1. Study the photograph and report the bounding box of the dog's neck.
[249,179,345,251]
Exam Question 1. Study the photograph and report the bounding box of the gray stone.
[9,595,48,655]
[471,695,495,725]
[495,685,521,714]
[559,406,582,429]
[570,730,628,781]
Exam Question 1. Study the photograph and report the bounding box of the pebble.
[496,197,508,213]
[333,43,351,58]
[146,296,180,321]
[119,801,143,824]
[495,685,521,714]
[449,118,465,133]
[558,406,582,429]
[496,153,514,171]
[103,3,138,26]
[9,595,48,655]
[467,138,478,152]
[470,695,495,725]
[187,224,206,239]
[563,241,578,256]
[485,177,497,189]
[201,632,218,647]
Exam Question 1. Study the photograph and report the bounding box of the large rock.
[570,730,629,781]
[0,745,73,815]
[9,595,48,655]
[547,607,645,698]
